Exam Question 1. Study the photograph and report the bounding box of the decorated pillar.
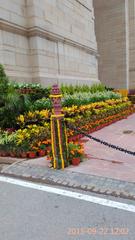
[50,85,68,169]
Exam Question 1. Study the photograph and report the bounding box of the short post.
[50,84,68,169]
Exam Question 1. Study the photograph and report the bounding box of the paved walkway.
[67,113,135,182]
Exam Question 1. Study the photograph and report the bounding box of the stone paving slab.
[1,161,135,201]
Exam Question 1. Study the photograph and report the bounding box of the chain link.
[67,123,135,157]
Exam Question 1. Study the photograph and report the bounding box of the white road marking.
[0,175,135,213]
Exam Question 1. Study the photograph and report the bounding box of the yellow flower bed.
[17,110,50,126]
[63,97,129,115]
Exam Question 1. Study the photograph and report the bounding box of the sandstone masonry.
[0,0,99,86]
[0,0,134,89]
[94,0,135,90]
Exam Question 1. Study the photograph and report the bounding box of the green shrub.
[0,65,31,128]
[31,90,121,110]
[28,87,51,102]
[32,98,52,111]
[11,82,51,101]
[62,91,121,107]
[61,83,106,95]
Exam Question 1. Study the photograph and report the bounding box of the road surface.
[0,176,135,240]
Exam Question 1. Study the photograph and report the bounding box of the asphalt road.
[0,178,135,240]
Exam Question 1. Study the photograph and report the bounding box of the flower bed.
[0,124,51,158]
[64,98,134,139]
[0,96,134,159]
[68,107,134,141]
[0,64,134,162]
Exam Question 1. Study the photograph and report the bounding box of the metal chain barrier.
[67,123,135,157]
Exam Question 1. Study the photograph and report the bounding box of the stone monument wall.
[94,0,127,89]
[128,0,135,89]
[0,0,31,82]
[0,0,99,86]
[94,0,135,90]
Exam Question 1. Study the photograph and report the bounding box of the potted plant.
[10,150,16,158]
[38,144,46,157]
[72,157,80,166]
[9,145,16,158]
[0,145,7,157]
[46,147,53,166]
[15,142,29,158]
[2,144,10,157]
[46,145,51,153]
[20,151,27,158]
[28,150,37,159]
[68,142,84,166]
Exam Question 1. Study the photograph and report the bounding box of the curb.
[1,162,135,201]
[0,157,27,164]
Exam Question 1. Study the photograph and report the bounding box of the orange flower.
[78,149,84,154]
[37,141,41,146]
[32,146,38,150]
[42,139,51,145]
[71,151,75,155]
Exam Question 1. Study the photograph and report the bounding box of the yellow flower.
[17,115,24,123]
[43,122,50,128]
[35,110,39,114]
[17,140,23,145]
[27,111,35,118]
[25,133,30,138]
[27,125,33,129]
[32,124,38,128]
[40,110,49,118]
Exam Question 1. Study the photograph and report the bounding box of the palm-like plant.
[0,64,31,129]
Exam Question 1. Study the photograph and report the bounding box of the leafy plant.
[32,98,52,111]
[61,83,106,95]
[0,64,31,128]
[62,91,121,107]
[28,88,51,102]
[68,142,84,161]
[11,82,51,101]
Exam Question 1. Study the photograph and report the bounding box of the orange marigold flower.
[71,151,74,155]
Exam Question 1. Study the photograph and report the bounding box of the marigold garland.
[51,118,56,169]
[57,119,65,169]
